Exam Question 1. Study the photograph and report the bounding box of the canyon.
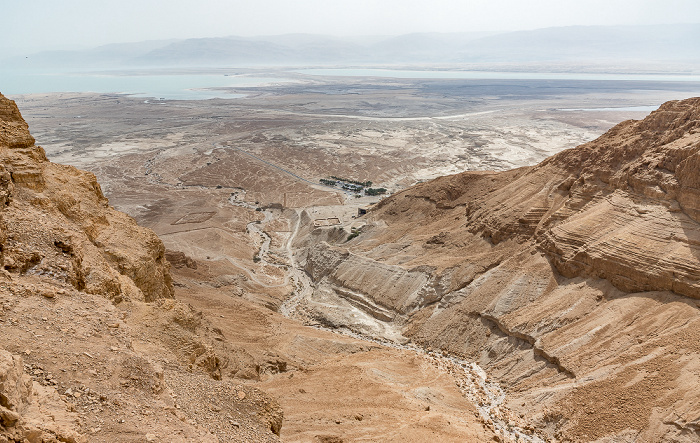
[0,90,498,442]
[1,81,700,442]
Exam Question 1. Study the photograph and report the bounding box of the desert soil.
[7,72,700,441]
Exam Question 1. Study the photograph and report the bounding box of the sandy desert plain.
[7,68,700,441]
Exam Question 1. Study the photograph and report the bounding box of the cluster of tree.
[330,176,372,188]
[319,178,337,186]
[364,187,387,196]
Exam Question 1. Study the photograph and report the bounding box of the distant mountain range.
[6,24,700,69]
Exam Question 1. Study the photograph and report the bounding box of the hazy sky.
[3,0,700,56]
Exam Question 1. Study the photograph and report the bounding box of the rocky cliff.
[0,93,283,442]
[0,94,174,303]
[299,97,700,442]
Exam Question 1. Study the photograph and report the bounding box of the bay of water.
[3,67,700,101]
[298,68,700,82]
[0,69,288,100]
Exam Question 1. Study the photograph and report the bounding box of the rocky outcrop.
[303,97,700,441]
[0,349,85,442]
[0,350,32,428]
[0,93,173,302]
[0,100,34,149]
[165,250,198,269]
[374,98,700,300]
[535,99,700,298]
[0,94,283,441]
[303,242,432,315]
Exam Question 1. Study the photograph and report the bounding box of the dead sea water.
[0,69,288,99]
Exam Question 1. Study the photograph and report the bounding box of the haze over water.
[3,67,700,101]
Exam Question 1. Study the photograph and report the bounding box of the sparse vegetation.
[365,187,387,196]
[330,176,372,188]
[346,227,362,242]
[322,176,384,196]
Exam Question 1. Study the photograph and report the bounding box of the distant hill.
[5,24,700,69]
[453,24,700,63]
[368,32,498,63]
[129,35,368,65]
[6,39,176,69]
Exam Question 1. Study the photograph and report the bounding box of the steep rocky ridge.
[0,93,283,442]
[0,94,173,303]
[298,97,700,441]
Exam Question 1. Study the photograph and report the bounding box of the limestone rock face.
[0,349,86,442]
[0,93,282,442]
[0,98,34,149]
[0,93,173,302]
[304,97,700,441]
[0,350,32,417]
[455,98,700,298]
[165,250,198,269]
[535,99,700,297]
[0,92,178,441]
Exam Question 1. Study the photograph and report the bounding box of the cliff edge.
[0,93,282,442]
[0,93,174,303]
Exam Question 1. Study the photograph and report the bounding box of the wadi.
[1,44,700,442]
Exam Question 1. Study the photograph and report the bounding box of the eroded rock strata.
[0,93,283,442]
[299,98,700,442]
[5,85,700,442]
